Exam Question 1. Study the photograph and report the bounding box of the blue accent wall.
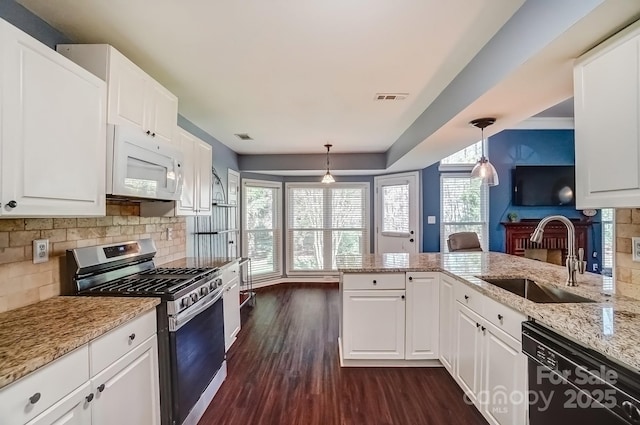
[422,129,602,271]
[422,162,441,252]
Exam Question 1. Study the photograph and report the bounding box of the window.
[286,183,369,273]
[440,174,489,252]
[601,208,614,277]
[440,140,482,168]
[382,184,410,234]
[242,179,282,280]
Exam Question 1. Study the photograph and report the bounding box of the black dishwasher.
[522,321,640,424]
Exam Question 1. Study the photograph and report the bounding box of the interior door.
[374,172,420,253]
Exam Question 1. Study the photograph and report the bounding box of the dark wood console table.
[502,219,590,263]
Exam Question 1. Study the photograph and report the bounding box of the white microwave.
[107,125,183,201]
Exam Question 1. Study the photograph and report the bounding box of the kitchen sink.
[480,277,596,303]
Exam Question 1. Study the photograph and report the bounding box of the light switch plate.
[633,237,640,262]
[427,216,436,225]
[33,239,49,264]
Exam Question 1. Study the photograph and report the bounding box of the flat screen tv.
[512,165,576,206]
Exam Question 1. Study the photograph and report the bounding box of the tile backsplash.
[0,203,186,313]
[615,208,640,300]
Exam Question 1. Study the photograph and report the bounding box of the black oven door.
[168,290,225,425]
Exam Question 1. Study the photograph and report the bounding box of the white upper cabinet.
[56,44,178,145]
[574,20,640,208]
[0,18,106,217]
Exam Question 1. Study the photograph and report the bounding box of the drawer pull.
[476,323,481,328]
[464,295,469,300]
[498,314,504,321]
[408,276,413,281]
[481,326,486,333]
[29,392,41,404]
[86,393,94,403]
[401,295,405,300]
[129,333,136,341]
[97,384,106,393]
[372,280,377,285]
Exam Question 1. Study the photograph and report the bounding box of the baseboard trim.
[337,337,443,368]
[252,277,339,289]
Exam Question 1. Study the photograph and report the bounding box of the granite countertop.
[338,252,640,372]
[161,256,240,270]
[0,296,159,390]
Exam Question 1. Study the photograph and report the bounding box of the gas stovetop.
[66,239,224,316]
[84,267,220,297]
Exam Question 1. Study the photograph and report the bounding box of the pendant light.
[470,117,499,186]
[321,143,335,184]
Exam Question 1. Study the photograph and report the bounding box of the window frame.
[439,172,489,252]
[241,178,283,281]
[285,182,370,276]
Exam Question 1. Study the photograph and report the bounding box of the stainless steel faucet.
[530,215,586,286]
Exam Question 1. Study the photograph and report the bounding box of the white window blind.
[242,179,282,280]
[286,183,369,273]
[440,173,488,252]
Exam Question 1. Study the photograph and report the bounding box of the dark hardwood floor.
[199,283,488,425]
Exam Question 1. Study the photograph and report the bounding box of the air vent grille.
[374,93,409,101]
[234,133,253,141]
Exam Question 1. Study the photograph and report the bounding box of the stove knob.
[180,297,191,308]
[200,286,209,297]
[190,293,199,303]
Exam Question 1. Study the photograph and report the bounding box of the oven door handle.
[170,290,223,331]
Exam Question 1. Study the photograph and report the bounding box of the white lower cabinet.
[91,335,160,425]
[452,284,527,425]
[481,323,526,425]
[454,303,484,404]
[25,382,92,425]
[438,275,456,372]
[1,311,160,425]
[223,276,241,351]
[405,272,439,359]
[342,289,406,360]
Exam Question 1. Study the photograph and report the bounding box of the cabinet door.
[107,48,147,129]
[223,277,241,351]
[343,290,406,360]
[176,130,197,215]
[145,82,178,145]
[439,275,455,372]
[25,382,92,425]
[196,140,213,214]
[481,324,527,425]
[91,336,160,425]
[454,303,483,404]
[574,29,640,208]
[0,20,106,217]
[405,272,439,360]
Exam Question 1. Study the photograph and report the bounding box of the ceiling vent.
[374,93,409,101]
[234,133,253,141]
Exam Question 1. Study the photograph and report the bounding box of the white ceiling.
[18,0,522,155]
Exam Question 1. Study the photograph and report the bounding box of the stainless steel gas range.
[65,239,226,425]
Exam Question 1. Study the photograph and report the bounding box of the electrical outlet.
[593,263,598,272]
[166,228,173,241]
[633,237,640,262]
[33,239,49,264]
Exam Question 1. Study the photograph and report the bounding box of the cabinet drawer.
[342,273,405,290]
[484,296,526,341]
[454,281,483,314]
[0,345,89,425]
[89,309,156,376]
[222,262,239,284]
